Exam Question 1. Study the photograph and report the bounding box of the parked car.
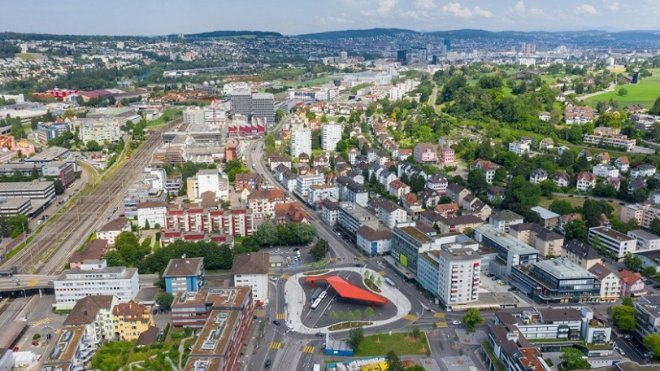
[264,359,272,369]
[272,320,280,326]
[452,320,462,325]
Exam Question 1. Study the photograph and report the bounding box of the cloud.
[602,0,620,11]
[512,0,544,16]
[575,4,598,14]
[441,2,493,18]
[414,0,436,10]
[376,0,398,15]
[315,14,355,26]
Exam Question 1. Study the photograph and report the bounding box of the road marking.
[435,322,448,328]
[302,345,315,353]
[270,342,282,350]
[404,314,418,321]
[280,274,290,279]
[378,271,386,276]
[434,312,445,319]
[276,313,285,320]
[31,317,50,326]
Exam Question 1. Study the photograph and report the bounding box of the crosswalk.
[276,313,285,320]
[435,322,448,328]
[302,345,315,353]
[270,342,283,350]
[280,274,290,279]
[404,314,418,321]
[433,312,445,319]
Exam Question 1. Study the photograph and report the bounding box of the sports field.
[585,68,660,108]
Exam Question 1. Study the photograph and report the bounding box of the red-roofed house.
[619,270,646,297]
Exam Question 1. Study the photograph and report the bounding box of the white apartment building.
[53,263,139,310]
[187,169,222,202]
[232,252,269,304]
[621,203,660,229]
[589,263,621,302]
[307,183,338,205]
[592,164,620,178]
[78,120,122,144]
[509,141,531,156]
[628,229,660,252]
[294,173,325,198]
[588,226,637,260]
[321,123,342,151]
[136,202,167,228]
[96,217,130,246]
[290,125,312,158]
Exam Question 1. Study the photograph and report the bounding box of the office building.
[474,224,539,275]
[172,286,252,328]
[484,325,552,371]
[337,202,380,241]
[511,258,600,303]
[53,263,139,310]
[251,93,275,123]
[136,201,167,229]
[0,180,55,202]
[628,229,660,252]
[588,226,637,260]
[232,252,269,304]
[634,295,660,338]
[321,123,342,151]
[290,125,312,158]
[391,225,440,274]
[509,223,564,258]
[163,258,205,294]
[356,225,392,256]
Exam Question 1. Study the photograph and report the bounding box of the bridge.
[0,273,160,296]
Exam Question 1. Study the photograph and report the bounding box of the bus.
[310,290,327,310]
[310,287,323,302]
[384,277,395,286]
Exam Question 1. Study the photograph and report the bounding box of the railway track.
[1,120,179,275]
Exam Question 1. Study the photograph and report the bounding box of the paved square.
[440,356,476,371]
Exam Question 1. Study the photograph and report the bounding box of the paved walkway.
[283,267,412,334]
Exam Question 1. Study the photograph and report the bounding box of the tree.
[275,108,285,123]
[610,305,636,332]
[104,249,126,267]
[649,97,660,115]
[10,122,25,139]
[617,88,628,96]
[310,239,329,261]
[560,347,590,370]
[623,252,643,272]
[467,169,488,194]
[539,179,557,197]
[651,218,660,236]
[156,292,174,310]
[622,297,634,307]
[462,308,483,333]
[386,351,405,371]
[549,200,575,215]
[85,140,103,152]
[643,333,660,361]
[253,222,279,247]
[364,307,374,319]
[115,232,143,267]
[144,220,150,230]
[506,176,541,207]
[347,327,364,351]
[582,199,613,229]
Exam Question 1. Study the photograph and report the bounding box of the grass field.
[538,195,623,218]
[585,68,660,108]
[353,332,429,357]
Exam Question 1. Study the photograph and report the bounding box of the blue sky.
[1,0,659,35]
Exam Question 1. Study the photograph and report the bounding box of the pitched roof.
[112,300,148,319]
[357,225,392,241]
[619,269,643,285]
[163,257,204,277]
[564,239,600,260]
[69,239,108,264]
[588,263,616,281]
[99,217,129,232]
[232,251,269,275]
[136,326,160,346]
[64,295,115,326]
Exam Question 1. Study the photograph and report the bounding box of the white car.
[452,320,462,325]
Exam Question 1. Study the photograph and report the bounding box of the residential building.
[471,159,498,184]
[336,176,368,206]
[136,202,167,229]
[529,168,547,184]
[488,210,524,232]
[356,225,392,256]
[589,263,621,302]
[634,295,660,338]
[321,123,342,151]
[413,143,438,163]
[112,300,154,341]
[337,201,380,241]
[247,188,287,219]
[511,258,601,303]
[163,258,205,294]
[483,325,552,371]
[183,287,254,371]
[369,198,408,229]
[628,229,660,252]
[64,295,117,343]
[583,127,636,151]
[78,120,122,144]
[565,103,594,124]
[232,252,269,304]
[426,174,448,193]
[619,270,646,297]
[294,172,324,198]
[53,263,139,310]
[69,240,108,269]
[307,183,338,206]
[290,124,312,158]
[474,225,539,275]
[564,240,602,270]
[388,179,410,198]
[509,141,531,156]
[96,217,130,246]
[593,164,620,178]
[274,202,309,224]
[41,326,95,370]
[588,226,637,260]
[172,286,252,328]
[509,223,564,257]
[165,208,255,237]
[320,198,340,226]
[437,214,484,234]
[186,169,226,203]
[615,156,630,172]
[576,172,597,192]
[438,144,455,164]
[530,206,560,228]
[553,171,571,188]
[621,203,660,229]
[630,164,656,178]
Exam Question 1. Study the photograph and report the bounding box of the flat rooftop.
[0,181,54,191]
[190,310,238,357]
[476,225,538,256]
[534,258,596,280]
[590,226,635,242]
[397,226,433,244]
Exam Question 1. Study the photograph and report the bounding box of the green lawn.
[353,332,429,357]
[539,195,623,218]
[585,68,660,108]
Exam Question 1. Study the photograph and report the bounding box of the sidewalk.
[284,267,412,334]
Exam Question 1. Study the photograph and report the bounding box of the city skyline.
[1,0,660,36]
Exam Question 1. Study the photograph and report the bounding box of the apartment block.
[588,226,637,260]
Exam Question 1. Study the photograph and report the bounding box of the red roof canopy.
[305,274,388,305]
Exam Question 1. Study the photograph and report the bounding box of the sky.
[1,0,659,36]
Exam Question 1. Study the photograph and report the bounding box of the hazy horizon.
[1,0,659,36]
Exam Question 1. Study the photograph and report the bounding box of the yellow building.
[360,361,388,371]
[111,300,154,341]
